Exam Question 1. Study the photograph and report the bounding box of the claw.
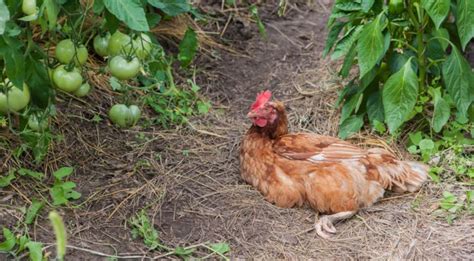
[315,221,331,239]
[315,216,337,239]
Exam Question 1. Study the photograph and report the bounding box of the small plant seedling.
[49,167,81,206]
[129,210,161,250]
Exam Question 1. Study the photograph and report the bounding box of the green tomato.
[93,33,111,57]
[108,31,132,56]
[22,0,37,16]
[109,56,140,80]
[0,80,31,114]
[28,114,48,131]
[133,34,152,59]
[108,104,131,128]
[129,105,141,125]
[56,39,88,65]
[73,82,91,97]
[389,0,404,15]
[53,65,83,92]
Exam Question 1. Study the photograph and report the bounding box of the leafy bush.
[325,0,474,139]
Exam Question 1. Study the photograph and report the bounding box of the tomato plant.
[53,66,83,93]
[0,0,208,163]
[109,56,140,80]
[55,39,88,66]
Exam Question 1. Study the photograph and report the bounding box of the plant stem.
[408,2,426,91]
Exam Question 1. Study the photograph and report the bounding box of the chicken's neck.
[248,109,288,139]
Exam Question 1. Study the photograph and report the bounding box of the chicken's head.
[247,90,278,127]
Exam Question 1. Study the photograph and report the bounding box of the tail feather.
[366,148,428,193]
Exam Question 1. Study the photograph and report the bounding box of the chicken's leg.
[315,211,356,239]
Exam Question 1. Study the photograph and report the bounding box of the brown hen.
[240,91,428,238]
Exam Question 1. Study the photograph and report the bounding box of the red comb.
[251,90,272,110]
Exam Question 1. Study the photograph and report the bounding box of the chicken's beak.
[247,110,258,118]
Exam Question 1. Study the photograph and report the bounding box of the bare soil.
[1,1,473,260]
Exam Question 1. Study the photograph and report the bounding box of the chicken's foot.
[315,211,356,239]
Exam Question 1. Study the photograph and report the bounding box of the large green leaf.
[456,0,474,50]
[421,0,450,29]
[147,0,191,17]
[442,47,473,118]
[431,88,450,132]
[103,0,149,32]
[0,0,9,35]
[357,13,386,78]
[382,59,419,133]
[338,114,364,139]
[0,36,25,89]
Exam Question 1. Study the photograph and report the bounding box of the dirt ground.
[1,1,473,260]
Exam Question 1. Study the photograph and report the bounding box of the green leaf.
[0,0,10,35]
[331,25,363,60]
[432,27,450,51]
[0,228,15,252]
[340,92,363,123]
[339,43,357,78]
[442,47,473,118]
[421,0,450,29]
[43,0,59,31]
[178,28,198,67]
[335,2,361,11]
[197,101,210,114]
[431,88,450,132]
[25,241,43,261]
[323,21,346,57]
[147,0,191,16]
[382,59,419,133]
[455,0,474,50]
[25,199,44,225]
[0,171,15,188]
[361,0,375,12]
[18,168,44,180]
[103,0,149,32]
[357,13,386,78]
[0,36,26,88]
[367,90,384,124]
[53,167,74,180]
[50,186,68,206]
[338,114,364,139]
[93,0,104,14]
[409,131,423,145]
[209,242,230,255]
